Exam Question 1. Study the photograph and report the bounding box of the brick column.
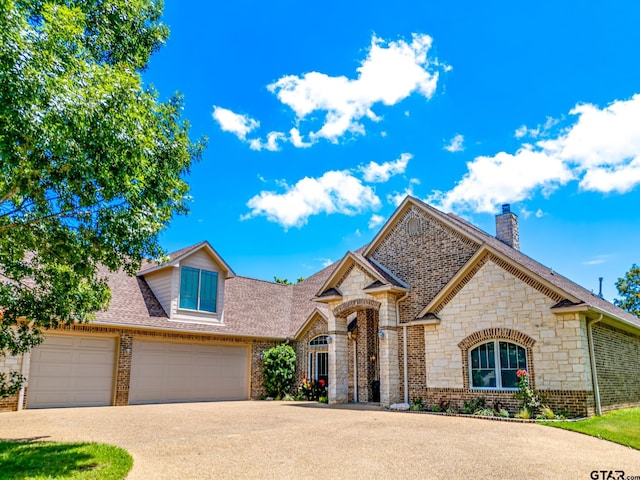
[328,312,348,404]
[114,332,133,406]
[378,294,401,406]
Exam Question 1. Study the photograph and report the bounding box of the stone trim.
[333,298,381,318]
[458,328,536,390]
[431,252,565,314]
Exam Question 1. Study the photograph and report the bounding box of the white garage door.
[129,340,249,405]
[28,335,116,409]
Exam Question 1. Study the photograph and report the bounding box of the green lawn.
[0,440,133,480]
[541,407,640,450]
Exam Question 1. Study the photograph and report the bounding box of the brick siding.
[369,204,479,322]
[592,322,640,413]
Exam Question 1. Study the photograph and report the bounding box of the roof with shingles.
[92,198,639,337]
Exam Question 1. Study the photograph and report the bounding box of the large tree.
[615,264,640,318]
[0,0,204,396]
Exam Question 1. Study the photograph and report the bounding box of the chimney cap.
[501,204,511,214]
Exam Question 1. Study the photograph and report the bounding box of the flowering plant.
[298,377,327,401]
[513,369,545,417]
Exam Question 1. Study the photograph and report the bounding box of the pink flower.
[516,369,529,378]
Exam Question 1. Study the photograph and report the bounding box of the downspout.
[396,292,410,405]
[587,313,603,416]
[17,352,29,411]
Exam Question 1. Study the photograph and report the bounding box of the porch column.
[378,294,400,407]
[327,311,348,404]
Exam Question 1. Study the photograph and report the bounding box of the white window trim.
[178,266,218,314]
[469,340,526,391]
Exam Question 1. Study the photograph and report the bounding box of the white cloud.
[267,34,442,143]
[514,117,559,139]
[243,170,381,228]
[444,134,464,152]
[289,128,313,148]
[582,254,612,266]
[535,209,544,218]
[430,94,640,213]
[320,258,333,268]
[360,153,412,183]
[368,214,385,229]
[212,106,259,140]
[249,131,286,151]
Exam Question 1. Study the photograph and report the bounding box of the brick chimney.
[495,204,519,250]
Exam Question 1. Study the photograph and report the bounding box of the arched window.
[469,341,526,389]
[309,335,329,347]
[308,336,329,385]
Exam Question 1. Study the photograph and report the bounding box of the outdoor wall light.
[377,330,385,340]
[326,335,333,344]
[123,346,132,354]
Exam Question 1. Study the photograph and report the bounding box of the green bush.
[262,344,296,398]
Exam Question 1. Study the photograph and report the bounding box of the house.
[1,197,639,416]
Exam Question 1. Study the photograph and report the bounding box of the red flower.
[319,379,326,387]
[516,369,529,378]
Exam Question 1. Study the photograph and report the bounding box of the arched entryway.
[333,298,382,404]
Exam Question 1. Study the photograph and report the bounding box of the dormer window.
[179,266,218,313]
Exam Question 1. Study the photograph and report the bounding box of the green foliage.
[513,370,545,416]
[614,264,640,317]
[262,344,296,398]
[541,407,640,450]
[411,397,424,411]
[273,276,304,285]
[297,377,327,401]
[0,441,133,479]
[463,397,486,414]
[0,0,204,397]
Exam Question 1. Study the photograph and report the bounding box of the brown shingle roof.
[411,198,640,328]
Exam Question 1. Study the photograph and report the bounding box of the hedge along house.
[1,196,639,416]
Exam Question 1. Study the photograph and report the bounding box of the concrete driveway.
[1,401,638,479]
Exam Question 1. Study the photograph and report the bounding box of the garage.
[129,340,249,405]
[28,334,116,409]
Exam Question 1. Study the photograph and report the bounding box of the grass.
[541,407,640,450]
[0,440,133,480]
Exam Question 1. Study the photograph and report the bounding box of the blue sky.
[144,0,640,301]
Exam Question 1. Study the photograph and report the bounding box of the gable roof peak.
[138,240,235,278]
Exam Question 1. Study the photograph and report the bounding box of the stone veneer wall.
[592,322,640,413]
[420,259,594,416]
[369,205,479,322]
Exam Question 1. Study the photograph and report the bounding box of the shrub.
[298,377,327,401]
[262,344,297,398]
[473,408,497,417]
[411,397,425,411]
[514,369,546,417]
[463,397,486,414]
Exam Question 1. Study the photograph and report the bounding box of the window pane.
[498,342,526,388]
[310,335,329,346]
[500,342,509,369]
[199,271,218,312]
[317,352,329,385]
[472,369,496,388]
[471,348,480,369]
[486,342,495,368]
[179,267,199,310]
[501,369,518,388]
